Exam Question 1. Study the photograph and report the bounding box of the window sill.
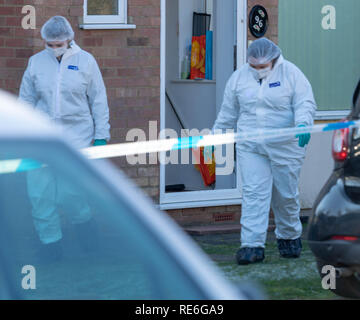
[171,79,216,84]
[79,24,136,30]
[315,110,351,121]
[157,198,242,210]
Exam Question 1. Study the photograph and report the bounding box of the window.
[0,140,206,299]
[279,0,360,114]
[84,0,127,24]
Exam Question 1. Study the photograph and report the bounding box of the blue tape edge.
[323,121,355,132]
[172,136,204,150]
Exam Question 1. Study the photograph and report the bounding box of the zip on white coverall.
[212,55,317,248]
[19,41,110,244]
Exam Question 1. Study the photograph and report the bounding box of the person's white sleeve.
[87,57,111,141]
[291,68,317,127]
[212,73,240,134]
[19,58,37,107]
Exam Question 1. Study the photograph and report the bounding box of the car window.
[0,140,205,299]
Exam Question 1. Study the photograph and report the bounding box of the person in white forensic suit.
[207,38,316,264]
[19,16,110,262]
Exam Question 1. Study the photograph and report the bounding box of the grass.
[191,231,338,300]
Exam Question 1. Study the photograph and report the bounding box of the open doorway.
[160,0,247,210]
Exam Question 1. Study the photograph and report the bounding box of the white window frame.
[84,0,127,24]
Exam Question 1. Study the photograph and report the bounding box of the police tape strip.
[1,120,359,174]
[0,158,45,174]
[82,120,359,160]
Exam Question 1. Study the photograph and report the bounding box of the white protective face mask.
[250,66,272,80]
[46,44,68,58]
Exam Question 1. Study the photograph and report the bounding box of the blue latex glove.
[93,139,107,146]
[295,124,310,148]
[203,146,213,163]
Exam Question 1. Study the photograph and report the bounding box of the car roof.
[0,90,60,138]
[0,90,246,300]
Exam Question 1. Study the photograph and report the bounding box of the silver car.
[0,91,260,300]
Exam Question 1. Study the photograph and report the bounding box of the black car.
[308,79,360,299]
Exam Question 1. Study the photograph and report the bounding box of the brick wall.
[0,0,161,203]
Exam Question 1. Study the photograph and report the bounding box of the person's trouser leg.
[57,176,95,251]
[27,167,62,244]
[270,160,303,240]
[238,149,273,248]
[57,176,92,225]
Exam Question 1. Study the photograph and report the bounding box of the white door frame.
[159,0,248,210]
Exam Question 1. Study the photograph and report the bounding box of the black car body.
[308,79,360,298]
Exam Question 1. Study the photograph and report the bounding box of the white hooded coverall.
[212,55,316,248]
[19,41,110,244]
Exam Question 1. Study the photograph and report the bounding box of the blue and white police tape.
[0,158,45,174]
[82,120,360,160]
[1,120,358,174]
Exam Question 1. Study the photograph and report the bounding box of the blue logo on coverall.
[269,81,281,88]
[68,65,79,71]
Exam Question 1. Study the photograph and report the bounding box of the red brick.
[149,176,159,187]
[4,78,19,88]
[15,48,33,58]
[101,68,117,77]
[117,67,140,77]
[181,207,207,217]
[5,38,27,47]
[142,187,159,197]
[109,156,129,168]
[130,0,160,5]
[110,117,128,128]
[133,177,149,187]
[137,47,159,57]
[69,6,83,16]
[82,37,103,47]
[5,0,29,4]
[116,47,138,57]
[45,6,70,17]
[0,7,16,15]
[116,87,138,98]
[110,127,128,139]
[0,27,14,36]
[138,166,159,177]
[6,58,27,68]
[225,205,241,212]
[0,48,14,57]
[127,37,149,47]
[137,87,159,97]
[104,78,125,88]
[71,0,83,5]
[129,6,160,17]
[14,28,38,38]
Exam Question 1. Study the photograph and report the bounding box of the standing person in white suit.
[207,38,316,265]
[19,16,110,262]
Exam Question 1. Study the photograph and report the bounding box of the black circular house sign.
[249,5,269,38]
